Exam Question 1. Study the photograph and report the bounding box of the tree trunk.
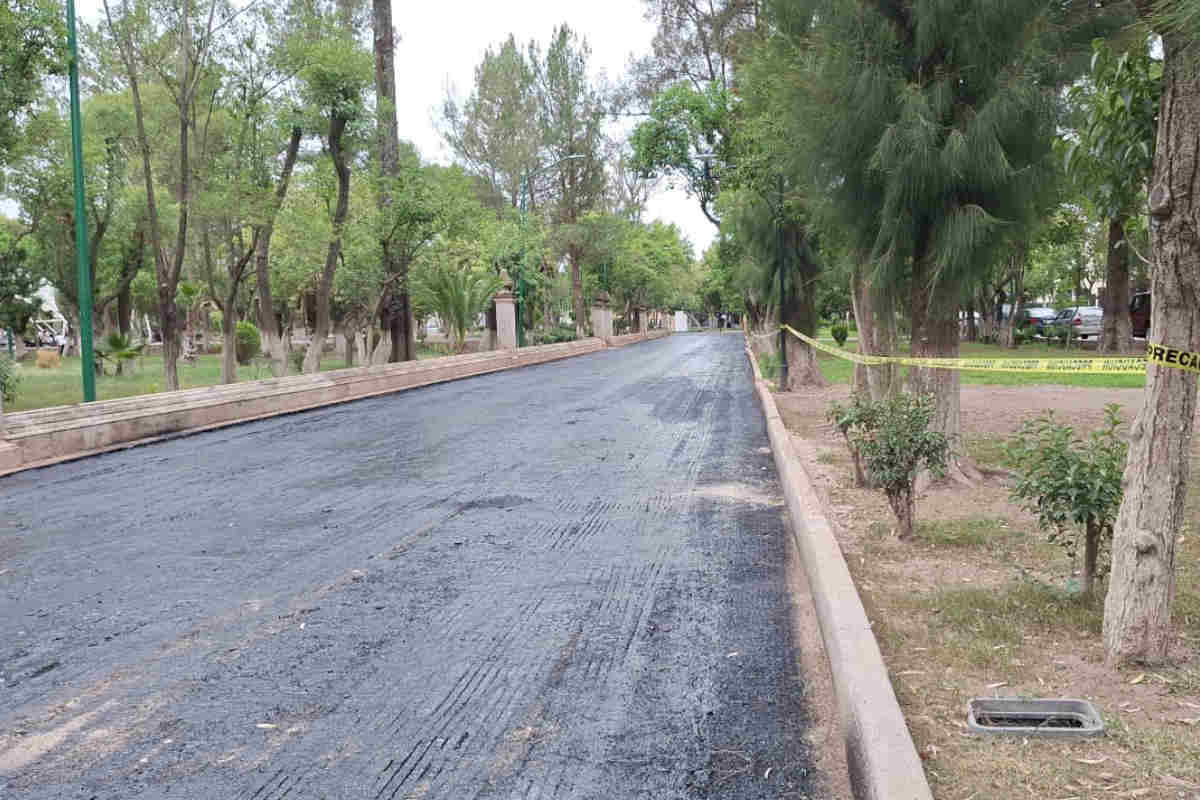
[254,125,302,377]
[888,490,915,540]
[1100,216,1133,354]
[571,246,586,339]
[387,292,413,362]
[850,263,873,395]
[781,226,826,390]
[909,257,979,486]
[1083,520,1100,599]
[1103,29,1200,666]
[1004,251,1025,349]
[966,297,978,342]
[303,113,350,374]
[221,298,237,384]
[370,330,391,364]
[374,0,415,363]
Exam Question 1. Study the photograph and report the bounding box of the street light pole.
[67,0,95,402]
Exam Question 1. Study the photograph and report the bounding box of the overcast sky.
[70,0,717,256]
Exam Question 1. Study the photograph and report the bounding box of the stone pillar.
[591,291,613,340]
[494,271,517,350]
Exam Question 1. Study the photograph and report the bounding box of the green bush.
[758,351,779,380]
[289,347,305,373]
[0,356,19,405]
[235,320,261,365]
[835,392,950,539]
[831,323,849,347]
[532,324,577,345]
[1006,404,1126,597]
[827,392,880,487]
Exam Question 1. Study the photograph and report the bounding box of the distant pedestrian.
[56,331,67,357]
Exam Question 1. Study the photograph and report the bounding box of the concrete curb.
[744,340,933,800]
[0,335,668,477]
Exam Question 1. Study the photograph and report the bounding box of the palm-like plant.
[95,332,144,376]
[413,266,503,354]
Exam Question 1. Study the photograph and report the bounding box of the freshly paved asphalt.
[0,332,816,799]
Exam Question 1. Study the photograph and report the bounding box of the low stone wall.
[605,329,671,347]
[0,339,606,475]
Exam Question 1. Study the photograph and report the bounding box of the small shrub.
[1006,404,1126,597]
[827,392,880,487]
[758,351,779,380]
[235,320,261,365]
[844,392,950,539]
[289,347,305,373]
[95,332,143,375]
[831,323,849,347]
[1013,327,1032,346]
[0,356,19,404]
[35,350,60,369]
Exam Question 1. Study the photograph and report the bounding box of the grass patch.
[899,579,1103,669]
[966,435,1013,469]
[5,352,356,412]
[916,516,1025,550]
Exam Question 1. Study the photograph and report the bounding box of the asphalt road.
[0,332,816,799]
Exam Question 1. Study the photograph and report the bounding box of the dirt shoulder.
[778,384,1200,800]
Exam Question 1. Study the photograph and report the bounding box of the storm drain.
[967,698,1104,738]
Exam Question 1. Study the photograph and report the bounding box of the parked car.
[1016,306,1058,336]
[1048,306,1103,341]
[1130,291,1151,338]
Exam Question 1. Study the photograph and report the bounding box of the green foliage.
[757,351,779,380]
[94,332,143,375]
[1064,40,1160,220]
[836,392,950,538]
[830,323,848,347]
[629,81,734,225]
[235,320,261,365]
[532,324,577,346]
[413,253,504,354]
[0,230,42,334]
[0,355,19,404]
[0,0,65,164]
[1006,404,1127,594]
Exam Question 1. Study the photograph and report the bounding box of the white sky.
[68,0,718,256]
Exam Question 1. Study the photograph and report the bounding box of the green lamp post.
[67,0,95,402]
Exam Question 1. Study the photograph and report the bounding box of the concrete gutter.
[744,340,933,800]
[0,334,671,477]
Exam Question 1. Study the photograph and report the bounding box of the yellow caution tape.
[1146,343,1200,374]
[779,325,1154,374]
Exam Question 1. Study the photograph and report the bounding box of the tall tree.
[1066,40,1160,354]
[373,0,415,361]
[290,5,372,373]
[441,36,540,211]
[102,0,225,391]
[535,24,608,338]
[1103,1,1200,666]
[777,0,1117,480]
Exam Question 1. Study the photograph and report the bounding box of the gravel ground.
[0,332,816,800]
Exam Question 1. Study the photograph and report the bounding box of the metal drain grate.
[967,698,1104,737]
